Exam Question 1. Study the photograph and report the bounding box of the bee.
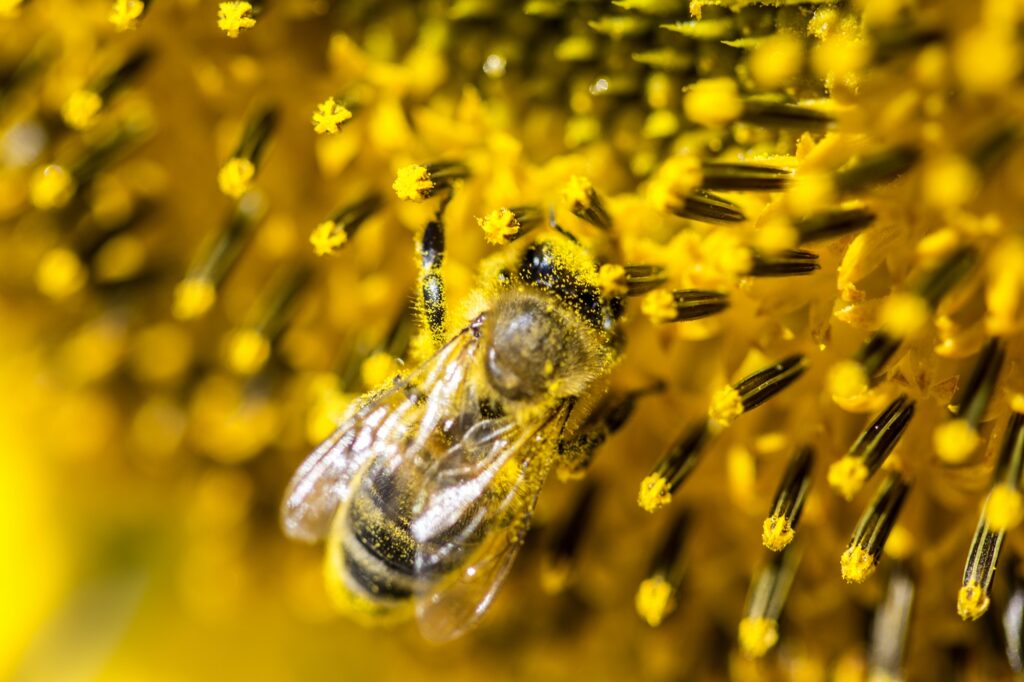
[280,211,630,641]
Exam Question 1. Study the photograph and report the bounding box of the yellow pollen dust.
[225,328,271,376]
[708,384,744,429]
[62,90,103,130]
[641,289,677,324]
[827,456,869,501]
[477,208,521,245]
[35,248,88,300]
[218,158,255,198]
[933,418,980,464]
[218,2,257,38]
[840,545,876,583]
[635,575,676,627]
[172,278,217,320]
[29,164,76,210]
[957,581,990,621]
[984,484,1024,532]
[683,78,743,128]
[637,473,672,513]
[562,175,594,211]
[110,0,144,31]
[762,515,795,552]
[393,164,434,202]
[827,360,870,402]
[309,220,346,256]
[312,97,353,135]
[360,351,400,389]
[597,264,627,297]
[738,617,779,658]
[880,292,931,338]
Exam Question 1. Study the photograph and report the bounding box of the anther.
[477,206,542,245]
[739,546,801,658]
[218,107,277,199]
[708,355,808,429]
[638,421,711,513]
[829,395,915,500]
[224,267,310,375]
[982,410,1024,532]
[793,206,876,243]
[218,1,260,38]
[562,175,611,229]
[310,194,380,256]
[763,446,814,551]
[747,249,821,277]
[699,162,792,192]
[635,512,688,627]
[958,512,1005,621]
[642,288,729,324]
[840,473,911,583]
[311,96,353,135]
[393,161,469,203]
[834,145,920,194]
[934,338,1005,464]
[540,484,598,595]
[598,264,666,298]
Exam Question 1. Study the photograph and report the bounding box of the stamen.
[218,1,259,38]
[828,395,915,500]
[642,288,729,324]
[309,194,380,257]
[110,0,146,31]
[219,107,278,198]
[638,421,711,513]
[540,483,598,595]
[635,512,688,628]
[868,563,916,681]
[833,145,920,194]
[763,446,814,551]
[393,161,469,203]
[477,206,542,245]
[982,411,1024,532]
[827,331,902,401]
[1002,564,1024,673]
[598,264,666,298]
[935,338,1005,464]
[739,101,834,132]
[840,473,911,583]
[793,206,876,243]
[224,267,310,375]
[311,97,353,135]
[739,546,801,658]
[747,249,821,277]
[958,513,1005,621]
[709,355,808,429]
[699,162,792,192]
[562,175,611,229]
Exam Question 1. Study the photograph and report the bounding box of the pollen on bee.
[218,1,257,38]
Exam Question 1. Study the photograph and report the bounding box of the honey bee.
[280,220,628,641]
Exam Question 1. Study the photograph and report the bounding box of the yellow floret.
[225,328,271,376]
[29,164,76,210]
[62,90,103,130]
[983,484,1024,532]
[683,78,743,128]
[750,33,804,90]
[762,515,795,552]
[637,473,672,513]
[477,208,520,245]
[827,360,870,403]
[933,419,980,464]
[109,0,144,31]
[35,248,87,300]
[922,155,979,209]
[393,164,434,202]
[312,97,353,135]
[708,384,744,429]
[840,545,876,583]
[954,27,1020,94]
[755,219,800,254]
[879,292,931,338]
[883,524,915,561]
[562,175,595,211]
[634,575,675,627]
[738,617,779,658]
[786,171,836,216]
[218,1,257,38]
[309,220,346,256]
[827,456,869,501]
[957,581,990,621]
[172,278,217,320]
[641,289,677,324]
[218,158,255,198]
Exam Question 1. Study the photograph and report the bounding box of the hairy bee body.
[282,236,623,640]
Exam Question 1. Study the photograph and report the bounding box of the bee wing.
[411,409,566,641]
[279,326,482,543]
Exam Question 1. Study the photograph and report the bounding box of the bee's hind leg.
[416,203,449,351]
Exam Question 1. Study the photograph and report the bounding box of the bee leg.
[556,385,661,480]
[417,210,448,350]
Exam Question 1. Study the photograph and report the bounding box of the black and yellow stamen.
[641,288,729,324]
[840,473,911,583]
[1002,563,1024,673]
[310,194,381,256]
[224,267,310,376]
[172,196,264,320]
[393,161,469,203]
[934,338,1006,464]
[61,49,150,130]
[218,107,278,199]
[868,562,916,681]
[540,483,598,594]
[828,395,915,501]
[635,512,688,628]
[477,205,542,245]
[708,354,808,429]
[834,145,921,195]
[738,545,801,658]
[980,410,1024,533]
[598,264,666,298]
[668,190,746,224]
[762,446,814,551]
[747,249,821,278]
[957,512,1005,621]
[638,421,711,513]
[739,100,834,132]
[793,206,877,244]
[562,175,611,230]
[698,162,792,191]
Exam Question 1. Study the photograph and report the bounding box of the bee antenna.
[547,208,580,243]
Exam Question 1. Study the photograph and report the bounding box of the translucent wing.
[280,323,482,543]
[411,406,568,641]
